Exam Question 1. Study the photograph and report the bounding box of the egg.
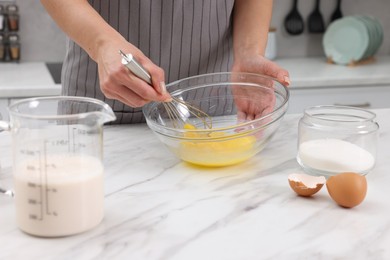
[288,173,326,197]
[326,172,367,208]
[179,123,256,167]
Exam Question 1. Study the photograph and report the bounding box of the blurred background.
[13,0,390,62]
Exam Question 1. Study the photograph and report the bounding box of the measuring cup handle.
[0,120,12,197]
[0,120,10,132]
[0,187,14,197]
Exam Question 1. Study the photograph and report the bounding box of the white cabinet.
[288,85,390,114]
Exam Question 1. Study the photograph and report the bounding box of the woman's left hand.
[231,54,290,122]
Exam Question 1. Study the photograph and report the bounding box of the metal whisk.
[119,50,212,129]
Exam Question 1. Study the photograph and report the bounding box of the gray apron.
[61,0,235,124]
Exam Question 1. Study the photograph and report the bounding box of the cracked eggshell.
[288,173,326,197]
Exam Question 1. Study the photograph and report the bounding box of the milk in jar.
[14,154,104,237]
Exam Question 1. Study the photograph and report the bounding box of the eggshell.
[288,173,326,197]
[326,172,367,208]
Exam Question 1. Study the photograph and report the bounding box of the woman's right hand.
[40,0,170,108]
[95,38,171,107]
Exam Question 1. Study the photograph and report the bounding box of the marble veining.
[0,109,390,259]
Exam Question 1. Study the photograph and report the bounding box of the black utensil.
[330,0,343,22]
[284,0,304,35]
[308,0,325,33]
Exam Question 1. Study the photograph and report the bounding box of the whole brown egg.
[326,172,367,208]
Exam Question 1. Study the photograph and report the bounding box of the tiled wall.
[17,0,390,62]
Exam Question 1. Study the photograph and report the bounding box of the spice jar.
[0,33,5,60]
[8,33,20,61]
[0,5,5,32]
[297,105,379,177]
[6,4,19,31]
[265,27,277,60]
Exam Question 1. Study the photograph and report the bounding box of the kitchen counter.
[0,62,61,98]
[1,109,390,259]
[1,56,390,97]
[277,55,390,88]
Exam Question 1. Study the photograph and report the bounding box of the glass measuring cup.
[0,96,116,237]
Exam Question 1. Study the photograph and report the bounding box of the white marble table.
[1,109,390,259]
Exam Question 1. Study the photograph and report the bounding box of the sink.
[45,63,62,84]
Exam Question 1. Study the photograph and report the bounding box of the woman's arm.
[40,0,169,107]
[233,0,272,57]
[232,0,289,121]
[232,0,290,85]
[41,0,120,61]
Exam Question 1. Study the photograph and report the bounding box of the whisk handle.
[119,50,152,85]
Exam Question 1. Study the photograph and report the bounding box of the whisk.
[119,50,212,129]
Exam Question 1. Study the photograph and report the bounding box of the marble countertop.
[1,109,390,259]
[1,56,390,99]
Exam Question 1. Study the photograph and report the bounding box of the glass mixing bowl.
[143,72,289,167]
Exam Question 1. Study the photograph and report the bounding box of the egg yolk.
[178,123,256,167]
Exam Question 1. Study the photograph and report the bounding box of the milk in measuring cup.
[14,154,104,237]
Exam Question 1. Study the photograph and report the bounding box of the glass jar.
[8,33,19,61]
[0,5,5,32]
[265,27,277,60]
[0,33,5,61]
[297,105,379,177]
[6,4,19,31]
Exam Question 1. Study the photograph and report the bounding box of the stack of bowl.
[323,15,383,65]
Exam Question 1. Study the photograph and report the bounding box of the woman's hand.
[40,0,170,108]
[231,0,290,122]
[95,39,171,107]
[231,54,289,122]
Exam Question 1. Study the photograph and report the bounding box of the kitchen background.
[15,0,390,62]
[1,0,390,119]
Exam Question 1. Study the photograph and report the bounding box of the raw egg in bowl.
[143,72,289,167]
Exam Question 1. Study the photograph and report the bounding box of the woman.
[41,0,290,124]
